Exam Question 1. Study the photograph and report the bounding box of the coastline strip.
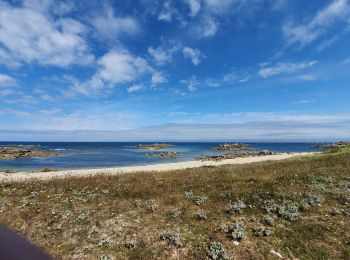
[0,152,314,182]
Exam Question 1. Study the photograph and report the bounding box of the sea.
[0,142,325,171]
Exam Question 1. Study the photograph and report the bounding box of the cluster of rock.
[136,143,174,150]
[198,150,276,162]
[311,141,350,149]
[0,146,56,160]
[213,143,253,151]
[145,152,179,158]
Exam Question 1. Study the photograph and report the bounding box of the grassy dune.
[1,150,350,259]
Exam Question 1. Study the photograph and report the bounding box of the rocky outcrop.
[145,152,179,158]
[198,150,276,162]
[311,141,350,149]
[213,143,253,151]
[136,143,174,150]
[0,146,56,160]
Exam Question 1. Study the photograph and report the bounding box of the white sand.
[0,152,313,182]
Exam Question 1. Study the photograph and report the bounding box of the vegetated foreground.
[0,152,349,259]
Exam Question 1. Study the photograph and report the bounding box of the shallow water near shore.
[0,142,323,171]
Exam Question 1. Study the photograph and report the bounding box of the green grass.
[0,149,350,259]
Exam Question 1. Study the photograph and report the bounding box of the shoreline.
[0,152,315,182]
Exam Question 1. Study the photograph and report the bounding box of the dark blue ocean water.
[0,142,323,171]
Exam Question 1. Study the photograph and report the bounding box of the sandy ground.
[0,152,314,182]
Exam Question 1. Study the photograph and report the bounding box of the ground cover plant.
[1,150,350,259]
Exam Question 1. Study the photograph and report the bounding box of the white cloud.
[223,70,250,83]
[0,1,94,68]
[186,0,201,16]
[206,79,220,87]
[97,50,151,84]
[0,74,16,87]
[69,49,152,96]
[127,84,144,93]
[283,0,350,47]
[151,72,167,85]
[148,45,180,65]
[197,16,219,38]
[204,0,233,12]
[92,8,139,40]
[158,1,173,22]
[40,94,55,102]
[259,61,317,78]
[182,47,205,66]
[316,36,339,52]
[181,76,199,92]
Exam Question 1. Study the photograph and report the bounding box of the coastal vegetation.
[0,145,349,259]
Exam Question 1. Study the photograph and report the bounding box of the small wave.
[51,148,67,151]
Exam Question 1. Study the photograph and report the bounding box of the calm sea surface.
[0,142,324,171]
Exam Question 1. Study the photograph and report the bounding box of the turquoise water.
[0,142,323,171]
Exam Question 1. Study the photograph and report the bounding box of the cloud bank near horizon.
[1,119,349,142]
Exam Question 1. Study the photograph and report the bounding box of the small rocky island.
[213,143,253,151]
[311,141,350,149]
[199,150,276,162]
[145,152,179,158]
[0,146,56,159]
[136,143,174,150]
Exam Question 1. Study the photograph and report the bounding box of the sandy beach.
[0,152,313,182]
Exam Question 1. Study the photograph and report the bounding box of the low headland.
[0,143,349,259]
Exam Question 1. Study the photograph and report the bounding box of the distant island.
[212,143,253,151]
[0,145,56,160]
[135,143,174,150]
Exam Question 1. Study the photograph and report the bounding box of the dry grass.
[0,151,350,259]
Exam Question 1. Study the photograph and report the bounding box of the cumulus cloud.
[92,8,139,40]
[196,16,219,38]
[259,61,317,78]
[186,0,201,16]
[127,84,144,93]
[0,1,93,67]
[97,50,151,84]
[283,0,350,48]
[182,47,205,65]
[151,72,167,85]
[147,45,181,65]
[0,74,16,87]
[69,49,152,96]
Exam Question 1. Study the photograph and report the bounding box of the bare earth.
[0,152,313,182]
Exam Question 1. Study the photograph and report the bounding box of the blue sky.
[0,0,350,141]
